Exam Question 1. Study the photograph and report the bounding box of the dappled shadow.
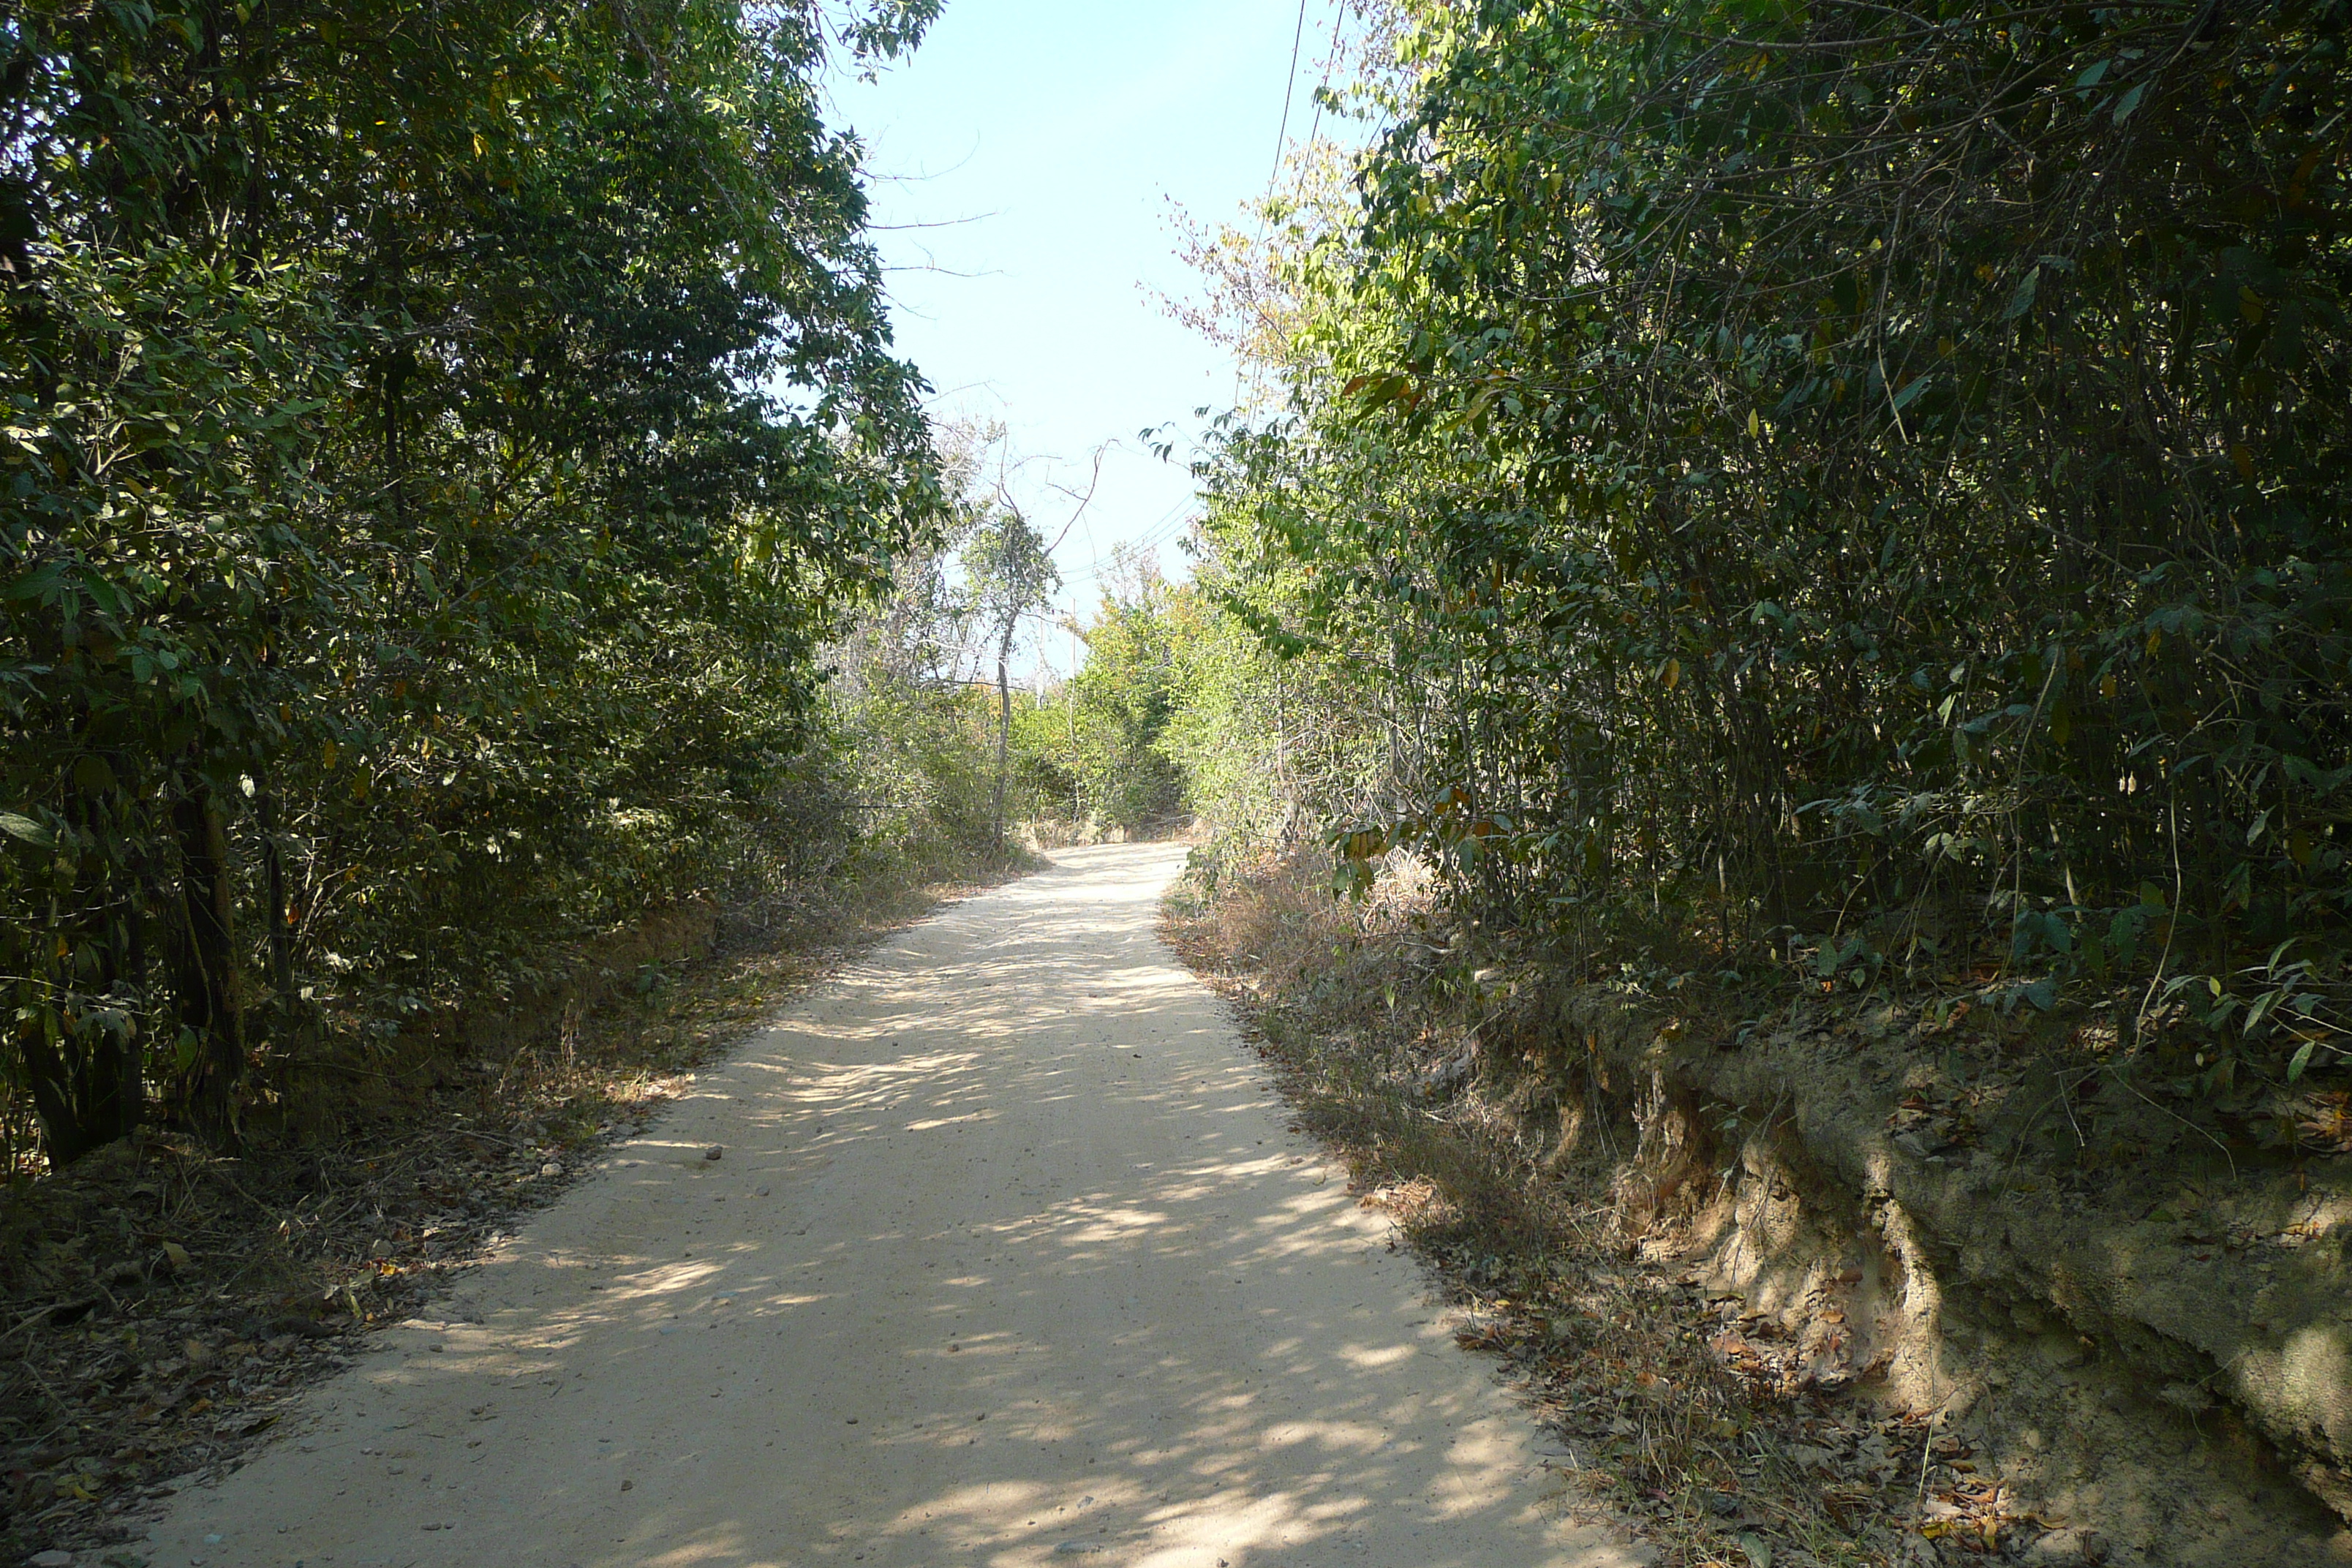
[146,844,1623,1568]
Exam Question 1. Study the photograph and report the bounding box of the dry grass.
[1163,845,1929,1568]
[0,853,1030,1564]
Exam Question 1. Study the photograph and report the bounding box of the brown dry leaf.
[2293,1090,2352,1152]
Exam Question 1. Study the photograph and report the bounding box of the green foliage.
[823,678,1013,875]
[1,0,943,1161]
[963,500,1059,845]
[822,444,1085,866]
[1187,0,2352,1085]
[1063,570,1189,832]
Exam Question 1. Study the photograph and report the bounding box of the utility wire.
[1303,1,1349,165]
[1264,0,1313,215]
[1233,0,1315,410]
[1058,513,1191,588]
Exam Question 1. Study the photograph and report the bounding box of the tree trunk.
[992,627,1014,851]
[170,779,246,1138]
[18,1001,141,1166]
[258,789,294,999]
[19,1029,97,1168]
[22,787,147,1165]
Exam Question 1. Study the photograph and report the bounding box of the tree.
[1062,553,1191,833]
[1183,0,2352,1085]
[1,0,946,1163]
[963,505,1060,849]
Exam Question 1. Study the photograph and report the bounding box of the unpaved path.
[149,845,1635,1568]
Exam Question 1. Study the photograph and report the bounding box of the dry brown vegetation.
[1162,845,1940,1568]
[0,864,1021,1564]
[1159,845,2329,1568]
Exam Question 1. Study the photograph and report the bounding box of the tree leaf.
[2000,267,2041,322]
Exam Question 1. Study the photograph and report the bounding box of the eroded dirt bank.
[1572,986,2352,1568]
[1161,847,2352,1568]
[136,844,1632,1568]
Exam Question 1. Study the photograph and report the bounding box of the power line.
[1263,0,1313,215]
[1234,0,1317,410]
[1052,492,1194,580]
[1303,1,1349,163]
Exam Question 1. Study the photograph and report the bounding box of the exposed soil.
[1159,845,2352,1568]
[134,843,1629,1568]
[0,866,1010,1565]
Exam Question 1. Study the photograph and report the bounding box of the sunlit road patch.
[147,844,1638,1568]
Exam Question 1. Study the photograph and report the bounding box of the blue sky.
[830,0,1356,674]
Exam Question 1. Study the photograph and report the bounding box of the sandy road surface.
[148,844,1637,1568]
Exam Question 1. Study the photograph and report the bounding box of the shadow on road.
[150,846,1625,1568]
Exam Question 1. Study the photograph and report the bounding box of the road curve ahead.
[151,843,1639,1568]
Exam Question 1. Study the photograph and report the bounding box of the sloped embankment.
[1165,848,2352,1568]
[1558,985,2352,1564]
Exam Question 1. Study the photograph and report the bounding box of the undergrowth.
[0,845,1030,1564]
[1165,843,1950,1568]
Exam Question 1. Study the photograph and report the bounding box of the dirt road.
[148,845,1636,1568]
